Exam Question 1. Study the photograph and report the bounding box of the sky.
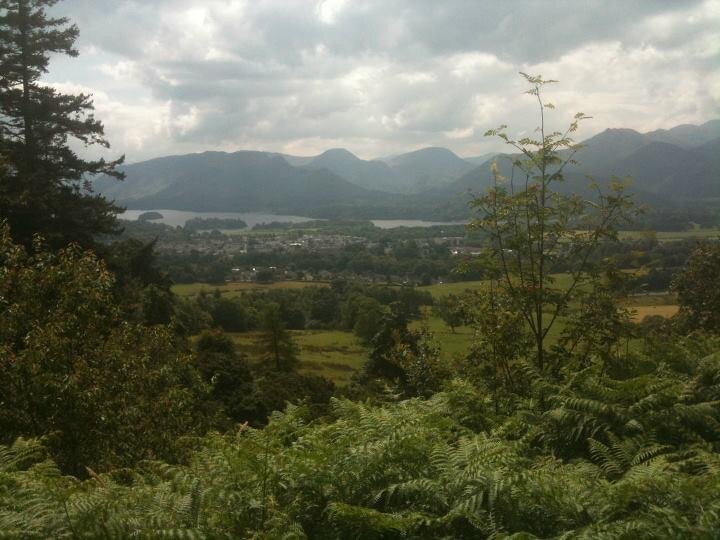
[46,0,720,163]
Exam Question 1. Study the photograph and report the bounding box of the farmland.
[175,276,680,385]
[172,280,328,298]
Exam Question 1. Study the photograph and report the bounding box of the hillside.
[428,123,720,214]
[645,119,720,148]
[96,120,720,219]
[302,148,406,193]
[385,147,475,192]
[95,151,401,214]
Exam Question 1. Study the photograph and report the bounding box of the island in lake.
[137,211,164,221]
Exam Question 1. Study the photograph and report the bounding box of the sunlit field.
[230,330,368,385]
[172,280,328,298]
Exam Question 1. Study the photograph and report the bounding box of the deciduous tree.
[672,243,720,332]
[471,73,636,373]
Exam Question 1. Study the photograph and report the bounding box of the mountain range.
[96,119,720,220]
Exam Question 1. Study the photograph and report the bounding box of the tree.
[0,224,208,475]
[363,302,413,381]
[210,296,250,332]
[308,287,340,325]
[470,73,636,373]
[195,330,258,425]
[352,296,385,343]
[462,286,532,412]
[258,303,298,371]
[0,0,124,248]
[435,294,465,333]
[672,243,720,332]
[388,327,448,398]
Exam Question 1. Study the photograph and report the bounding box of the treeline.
[1,4,720,536]
[163,242,473,284]
[0,225,343,472]
[181,282,433,337]
[183,217,249,231]
[4,210,720,535]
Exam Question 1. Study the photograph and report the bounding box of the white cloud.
[45,0,719,161]
[316,0,348,24]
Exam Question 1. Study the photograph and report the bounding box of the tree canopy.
[0,0,123,248]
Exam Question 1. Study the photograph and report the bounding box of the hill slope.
[96,120,719,219]
[95,151,400,214]
[385,147,475,192]
[302,149,406,193]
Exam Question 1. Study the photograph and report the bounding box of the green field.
[186,275,678,385]
[410,316,474,359]
[173,280,328,298]
[619,228,720,242]
[419,273,574,299]
[227,319,475,386]
[230,330,368,385]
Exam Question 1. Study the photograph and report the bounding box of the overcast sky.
[46,0,719,163]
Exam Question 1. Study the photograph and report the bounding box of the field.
[181,276,679,385]
[230,330,367,385]
[228,319,474,386]
[172,280,328,298]
[621,293,679,322]
[419,273,574,299]
[628,304,680,321]
[620,228,720,242]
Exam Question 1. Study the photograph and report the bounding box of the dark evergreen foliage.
[0,0,124,248]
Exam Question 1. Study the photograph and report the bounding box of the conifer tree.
[0,0,123,248]
[258,303,298,371]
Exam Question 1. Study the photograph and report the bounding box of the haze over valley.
[3,1,720,537]
[98,119,720,220]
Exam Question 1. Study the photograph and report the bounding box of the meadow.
[619,228,720,241]
[230,330,367,384]
[172,280,328,298]
[178,276,679,385]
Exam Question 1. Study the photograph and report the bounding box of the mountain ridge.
[95,120,720,219]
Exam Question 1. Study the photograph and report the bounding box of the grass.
[418,280,489,299]
[230,330,368,385]
[409,315,474,360]
[198,276,680,385]
[173,280,328,298]
[629,305,679,322]
[419,273,574,299]
[620,292,679,322]
[619,228,720,242]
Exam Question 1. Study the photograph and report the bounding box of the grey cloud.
[48,0,720,161]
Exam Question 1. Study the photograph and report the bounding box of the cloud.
[46,0,720,161]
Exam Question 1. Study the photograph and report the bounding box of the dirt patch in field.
[630,305,679,322]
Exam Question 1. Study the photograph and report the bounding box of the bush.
[0,225,209,475]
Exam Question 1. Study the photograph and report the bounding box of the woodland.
[1,1,720,538]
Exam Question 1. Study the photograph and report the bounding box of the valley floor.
[175,279,680,385]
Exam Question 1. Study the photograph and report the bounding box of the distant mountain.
[464,152,500,166]
[97,120,719,219]
[95,151,402,214]
[277,153,314,167]
[426,121,720,214]
[289,146,476,194]
[302,148,406,193]
[645,119,720,149]
[385,147,475,192]
[628,137,720,198]
[570,128,650,171]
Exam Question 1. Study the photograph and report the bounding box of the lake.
[371,219,467,229]
[119,209,315,228]
[119,209,466,229]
